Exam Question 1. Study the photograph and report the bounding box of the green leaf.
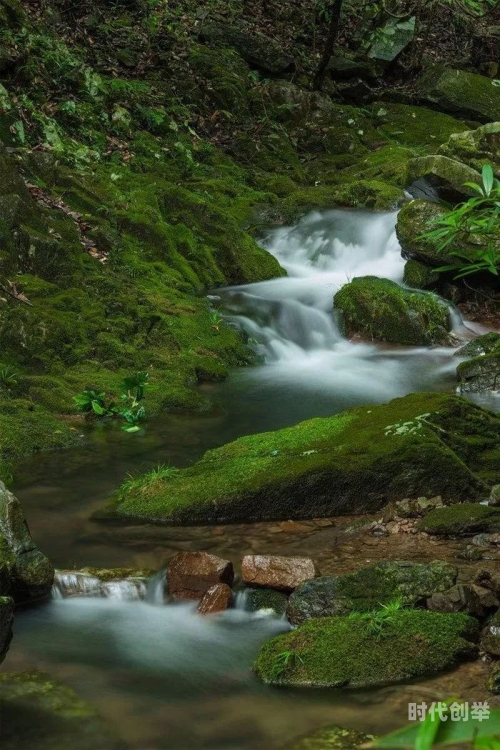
[374,709,500,748]
[122,425,140,433]
[482,164,495,196]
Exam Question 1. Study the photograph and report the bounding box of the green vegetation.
[104,393,500,524]
[253,609,478,687]
[420,164,500,279]
[417,503,500,535]
[74,371,149,432]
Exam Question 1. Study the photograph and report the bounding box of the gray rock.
[427,584,488,617]
[457,352,500,394]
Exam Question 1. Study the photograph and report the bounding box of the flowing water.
[8,210,492,750]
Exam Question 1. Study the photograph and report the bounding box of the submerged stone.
[283,725,374,750]
[334,276,452,346]
[254,610,478,688]
[287,561,457,625]
[105,393,500,524]
[0,671,125,750]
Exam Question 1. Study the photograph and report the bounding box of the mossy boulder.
[0,482,54,603]
[457,352,500,394]
[407,155,482,201]
[418,67,500,122]
[417,503,500,536]
[334,276,452,346]
[253,610,478,688]
[244,587,289,616]
[372,103,470,149]
[104,392,500,524]
[283,725,374,750]
[287,561,457,625]
[201,21,294,75]
[439,122,500,172]
[456,333,500,359]
[403,259,439,289]
[0,671,125,750]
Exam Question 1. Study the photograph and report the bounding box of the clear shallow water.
[8,210,492,750]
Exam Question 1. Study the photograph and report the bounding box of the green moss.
[372,103,470,149]
[245,587,289,615]
[253,610,478,688]
[420,67,500,123]
[334,276,451,345]
[417,503,500,535]
[403,259,440,289]
[103,392,499,524]
[457,353,500,395]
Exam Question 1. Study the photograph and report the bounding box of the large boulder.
[197,583,232,615]
[167,551,234,600]
[418,67,500,122]
[286,561,457,625]
[241,555,317,592]
[0,671,125,750]
[105,392,500,524]
[254,610,478,688]
[334,276,452,346]
[0,482,54,603]
[407,155,482,202]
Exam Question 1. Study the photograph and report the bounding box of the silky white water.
[216,210,467,427]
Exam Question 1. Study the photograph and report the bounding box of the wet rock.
[287,561,457,625]
[481,611,500,656]
[455,333,500,359]
[109,393,500,523]
[254,610,478,688]
[283,724,374,750]
[457,352,500,395]
[0,671,125,750]
[167,552,234,600]
[418,66,500,122]
[439,122,500,172]
[474,569,500,597]
[426,584,488,617]
[487,662,500,694]
[407,155,482,202]
[403,259,439,290]
[490,485,500,507]
[417,504,500,536]
[244,587,289,616]
[387,495,443,520]
[241,555,316,592]
[197,583,232,615]
[334,276,452,346]
[201,21,294,74]
[0,482,54,603]
[471,533,500,546]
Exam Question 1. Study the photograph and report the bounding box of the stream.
[8,210,492,750]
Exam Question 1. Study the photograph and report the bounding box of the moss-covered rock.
[456,333,500,359]
[372,103,470,149]
[103,392,500,524]
[334,276,452,346]
[201,21,294,75]
[487,662,500,695]
[439,122,500,172]
[457,352,500,394]
[403,259,440,289]
[407,155,482,199]
[283,725,374,750]
[287,561,457,625]
[244,587,289,616]
[418,67,500,122]
[417,503,500,536]
[253,610,478,688]
[0,482,54,603]
[0,671,125,750]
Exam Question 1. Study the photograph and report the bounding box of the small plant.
[420,164,500,280]
[0,365,19,392]
[73,372,149,432]
[351,599,404,640]
[268,650,304,681]
[118,464,180,497]
[209,311,224,332]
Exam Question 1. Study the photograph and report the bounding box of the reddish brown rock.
[197,583,232,615]
[167,552,234,600]
[241,555,317,592]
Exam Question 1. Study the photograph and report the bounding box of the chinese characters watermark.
[408,702,490,722]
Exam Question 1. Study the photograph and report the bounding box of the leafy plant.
[419,164,500,279]
[73,372,149,432]
[350,600,404,639]
[209,311,225,331]
[267,650,304,681]
[0,365,19,392]
[374,703,500,748]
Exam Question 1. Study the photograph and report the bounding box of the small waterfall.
[52,570,148,601]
